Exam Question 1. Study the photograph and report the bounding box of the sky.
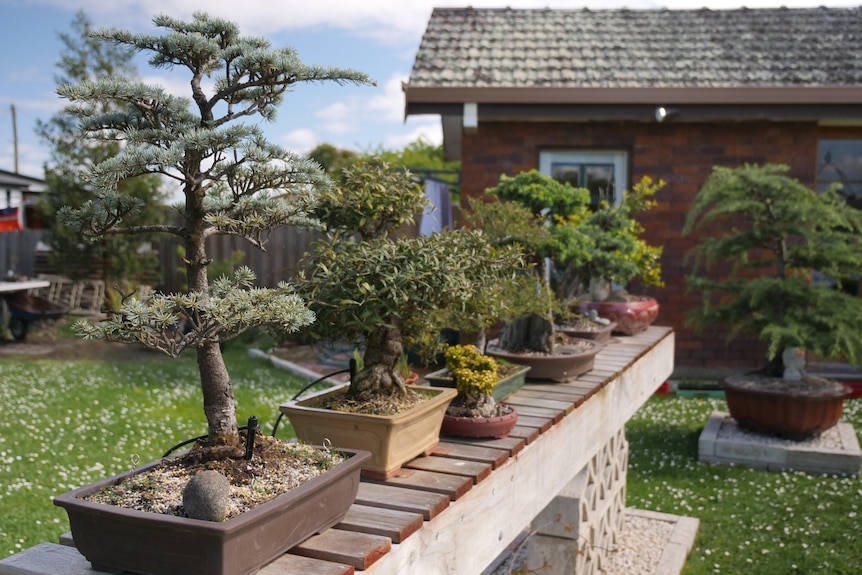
[1,0,860,180]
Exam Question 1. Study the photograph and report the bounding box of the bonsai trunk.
[350,324,410,400]
[497,313,553,353]
[186,186,239,449]
[588,277,611,302]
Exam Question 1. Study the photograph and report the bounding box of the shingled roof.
[408,6,862,89]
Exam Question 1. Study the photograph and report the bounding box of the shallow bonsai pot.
[723,373,851,440]
[578,297,659,335]
[280,384,457,479]
[424,363,530,401]
[441,407,519,439]
[54,446,370,575]
[485,339,603,383]
[557,321,618,345]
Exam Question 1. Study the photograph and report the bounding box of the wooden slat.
[505,404,564,423]
[373,467,473,500]
[354,482,449,520]
[404,454,492,483]
[504,393,575,414]
[432,441,511,468]
[261,553,354,575]
[512,387,588,407]
[290,529,391,570]
[335,504,423,544]
[509,414,553,433]
[507,424,540,443]
[440,435,526,455]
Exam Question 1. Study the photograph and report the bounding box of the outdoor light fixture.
[655,106,677,123]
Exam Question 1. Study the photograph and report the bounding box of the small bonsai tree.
[56,12,373,452]
[684,163,862,378]
[575,176,664,302]
[443,344,503,418]
[296,159,525,406]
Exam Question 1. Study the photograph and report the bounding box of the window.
[539,150,628,207]
[817,139,862,209]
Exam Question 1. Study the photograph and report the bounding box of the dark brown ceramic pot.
[723,373,851,440]
[54,447,370,575]
[441,407,519,439]
[486,338,602,383]
[578,296,659,335]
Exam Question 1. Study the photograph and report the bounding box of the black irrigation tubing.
[162,360,356,457]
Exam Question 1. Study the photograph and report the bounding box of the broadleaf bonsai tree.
[56,12,374,451]
[295,159,525,406]
[684,163,862,378]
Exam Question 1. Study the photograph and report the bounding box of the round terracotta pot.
[723,373,851,440]
[441,407,518,439]
[578,296,659,335]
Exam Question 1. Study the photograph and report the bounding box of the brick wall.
[459,120,856,371]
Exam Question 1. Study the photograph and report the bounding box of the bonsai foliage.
[575,176,664,301]
[296,160,525,402]
[56,12,373,448]
[684,163,862,377]
[445,344,499,400]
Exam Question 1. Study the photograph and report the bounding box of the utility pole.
[11,103,19,173]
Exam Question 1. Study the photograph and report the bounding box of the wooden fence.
[2,226,327,294]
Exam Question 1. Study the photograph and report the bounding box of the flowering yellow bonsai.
[444,345,510,418]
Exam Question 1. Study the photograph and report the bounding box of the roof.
[405,6,862,114]
[408,6,862,90]
[0,169,45,192]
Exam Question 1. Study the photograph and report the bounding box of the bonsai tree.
[56,12,374,452]
[442,344,506,418]
[295,159,525,406]
[684,163,862,378]
[477,170,592,354]
[574,176,664,303]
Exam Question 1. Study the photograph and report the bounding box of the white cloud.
[366,74,408,123]
[282,128,319,155]
[384,118,442,149]
[315,101,354,135]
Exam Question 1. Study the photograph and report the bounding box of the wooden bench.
[0,326,674,575]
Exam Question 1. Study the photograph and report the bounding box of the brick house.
[404,6,862,373]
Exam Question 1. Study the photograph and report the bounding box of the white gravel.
[491,510,679,575]
[717,418,845,450]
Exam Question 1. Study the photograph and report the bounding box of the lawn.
[1,340,861,573]
[0,336,313,557]
[627,394,862,575]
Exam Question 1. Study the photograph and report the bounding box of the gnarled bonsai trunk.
[350,324,410,401]
[497,313,553,353]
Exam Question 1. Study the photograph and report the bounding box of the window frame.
[539,149,629,207]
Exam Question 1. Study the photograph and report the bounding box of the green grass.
[627,395,862,575]
[0,337,317,557]
[3,343,861,572]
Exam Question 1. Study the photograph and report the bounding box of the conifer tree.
[684,163,862,377]
[57,12,373,450]
[36,10,167,294]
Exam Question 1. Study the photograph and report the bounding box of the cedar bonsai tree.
[684,163,862,377]
[56,12,373,450]
[295,159,525,403]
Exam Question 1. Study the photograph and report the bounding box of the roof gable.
[409,7,862,89]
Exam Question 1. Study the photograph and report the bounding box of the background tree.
[684,163,862,377]
[59,12,374,451]
[36,10,167,299]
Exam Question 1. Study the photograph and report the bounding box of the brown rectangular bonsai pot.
[53,447,370,575]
